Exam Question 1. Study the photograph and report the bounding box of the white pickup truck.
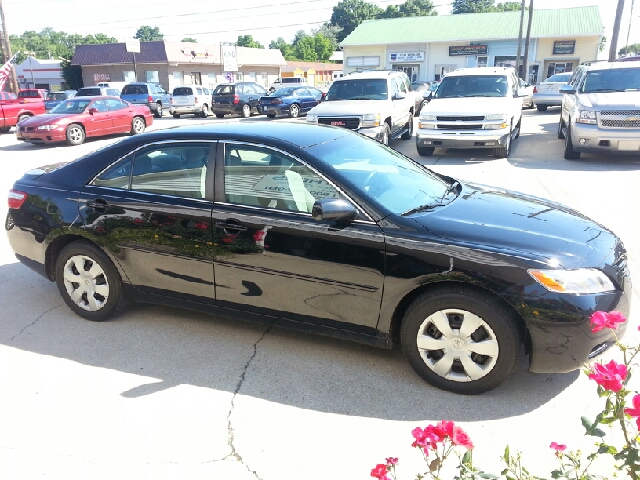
[416,67,526,157]
[306,70,419,145]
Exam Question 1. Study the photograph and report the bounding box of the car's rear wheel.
[154,103,163,118]
[200,105,209,118]
[417,144,435,156]
[241,104,251,118]
[130,116,146,135]
[65,124,85,146]
[17,114,31,124]
[557,116,566,139]
[400,285,520,394]
[536,105,548,112]
[172,113,181,119]
[55,241,125,321]
[288,104,300,118]
[215,113,225,118]
[267,113,276,119]
[564,121,581,160]
[401,115,413,140]
[0,126,11,133]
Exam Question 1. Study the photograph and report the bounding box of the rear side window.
[122,85,148,95]
[18,90,41,98]
[173,87,193,96]
[282,78,301,84]
[77,88,101,96]
[213,85,234,95]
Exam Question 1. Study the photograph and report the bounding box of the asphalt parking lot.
[1,109,639,480]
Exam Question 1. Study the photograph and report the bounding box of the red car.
[16,96,153,146]
[0,91,18,105]
[18,89,48,104]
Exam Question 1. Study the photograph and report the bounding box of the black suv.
[211,82,268,118]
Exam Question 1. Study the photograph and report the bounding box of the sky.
[2,0,636,56]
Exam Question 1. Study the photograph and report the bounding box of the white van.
[269,77,308,92]
[97,81,128,91]
[169,85,212,118]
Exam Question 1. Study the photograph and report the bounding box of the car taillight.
[271,98,283,104]
[169,97,174,104]
[147,95,153,102]
[8,190,27,209]
[233,95,240,105]
[533,86,538,93]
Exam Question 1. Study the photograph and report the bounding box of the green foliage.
[181,38,197,43]
[494,2,521,11]
[134,25,164,42]
[619,43,640,56]
[451,0,498,14]
[293,36,318,62]
[311,23,342,52]
[60,59,84,90]
[330,0,384,42]
[268,37,293,58]
[237,35,264,49]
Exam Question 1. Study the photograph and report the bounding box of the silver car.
[169,85,212,118]
[532,72,573,111]
[558,61,640,159]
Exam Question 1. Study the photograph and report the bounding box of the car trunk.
[212,86,236,106]
[121,86,150,105]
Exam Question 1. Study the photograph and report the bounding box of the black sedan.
[5,123,630,394]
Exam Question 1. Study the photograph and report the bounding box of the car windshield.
[326,79,388,101]
[435,75,509,98]
[77,88,100,96]
[305,135,451,214]
[213,85,234,95]
[281,78,302,84]
[546,73,572,83]
[46,93,67,101]
[582,68,640,93]
[49,99,92,114]
[18,90,41,98]
[272,87,298,96]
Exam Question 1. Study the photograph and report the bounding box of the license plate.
[618,140,640,151]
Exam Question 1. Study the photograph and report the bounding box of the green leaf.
[599,416,617,425]
[503,445,510,463]
[551,470,563,479]
[478,473,498,479]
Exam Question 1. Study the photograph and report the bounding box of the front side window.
[435,75,509,98]
[93,157,133,189]
[106,98,127,110]
[91,99,110,112]
[50,98,92,114]
[129,144,211,199]
[223,144,341,214]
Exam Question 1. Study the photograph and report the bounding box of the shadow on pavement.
[0,260,580,422]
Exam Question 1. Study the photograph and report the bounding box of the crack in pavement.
[10,304,62,341]
[223,325,273,480]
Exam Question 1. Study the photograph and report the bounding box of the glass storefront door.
[393,64,419,82]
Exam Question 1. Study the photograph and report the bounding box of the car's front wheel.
[380,123,390,145]
[154,103,163,118]
[0,126,11,133]
[564,121,581,160]
[536,105,548,112]
[401,115,413,140]
[130,117,145,135]
[65,124,85,146]
[241,104,251,118]
[400,285,521,394]
[200,105,209,118]
[417,144,435,156]
[493,123,512,157]
[55,241,125,321]
[215,113,225,118]
[557,116,566,139]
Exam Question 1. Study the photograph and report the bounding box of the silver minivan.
[269,77,308,93]
[169,85,212,118]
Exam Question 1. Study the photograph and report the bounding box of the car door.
[85,99,114,136]
[106,98,132,132]
[561,68,585,125]
[82,141,216,304]
[211,141,386,331]
[243,84,258,109]
[391,78,408,133]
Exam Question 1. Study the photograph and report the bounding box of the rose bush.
[370,310,639,480]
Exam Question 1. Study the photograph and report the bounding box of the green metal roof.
[341,6,603,46]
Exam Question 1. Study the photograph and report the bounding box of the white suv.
[416,67,526,157]
[169,85,212,118]
[269,77,308,92]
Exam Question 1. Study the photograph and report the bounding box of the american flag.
[0,52,19,92]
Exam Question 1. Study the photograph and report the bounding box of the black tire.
[267,113,276,119]
[493,124,512,157]
[288,103,301,118]
[0,126,11,133]
[241,103,251,118]
[557,116,566,139]
[564,122,581,160]
[400,285,521,394]
[514,116,521,139]
[55,240,125,322]
[65,124,85,146]
[417,145,435,156]
[172,113,181,119]
[215,113,225,118]
[401,115,413,140]
[536,105,548,112]
[130,116,146,135]
[154,103,163,118]
[200,105,209,118]
[17,114,31,124]
[380,123,390,145]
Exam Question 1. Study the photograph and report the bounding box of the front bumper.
[15,127,66,144]
[570,122,640,155]
[416,129,510,149]
[357,125,386,142]
[532,93,562,106]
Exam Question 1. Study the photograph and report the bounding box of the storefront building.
[72,41,286,92]
[340,6,603,84]
[281,61,343,86]
[15,56,65,91]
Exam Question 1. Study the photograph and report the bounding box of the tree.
[312,34,334,61]
[330,0,383,42]
[60,59,83,90]
[311,23,343,52]
[619,42,640,56]
[293,36,318,62]
[451,0,495,13]
[397,0,438,17]
[269,37,292,58]
[134,26,164,42]
[237,35,264,49]
[181,38,197,43]
[494,2,521,11]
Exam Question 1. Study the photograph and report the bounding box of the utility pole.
[515,0,526,77]
[0,0,18,93]
[625,0,636,55]
[610,0,626,61]
[522,0,534,83]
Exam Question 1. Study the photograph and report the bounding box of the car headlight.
[306,114,318,124]
[485,123,509,130]
[577,110,597,124]
[420,114,437,121]
[528,268,615,294]
[36,124,58,131]
[485,114,506,121]
[361,113,381,127]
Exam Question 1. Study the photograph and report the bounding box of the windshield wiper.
[401,203,446,216]
[439,181,460,201]
[349,97,370,100]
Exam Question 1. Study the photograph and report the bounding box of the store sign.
[221,44,238,72]
[93,73,110,82]
[389,52,425,63]
[449,45,488,56]
[553,40,576,55]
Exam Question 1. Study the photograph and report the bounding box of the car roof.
[446,67,514,77]
[67,95,122,100]
[339,70,406,81]
[582,61,640,71]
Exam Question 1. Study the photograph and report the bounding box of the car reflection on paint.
[5,122,630,394]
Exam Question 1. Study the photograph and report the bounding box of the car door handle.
[86,199,108,210]
[216,221,247,232]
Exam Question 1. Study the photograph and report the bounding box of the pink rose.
[435,420,455,438]
[550,442,567,452]
[411,426,442,449]
[624,394,640,429]
[451,425,474,449]
[590,311,626,333]
[385,457,398,466]
[588,360,628,392]
[370,464,389,480]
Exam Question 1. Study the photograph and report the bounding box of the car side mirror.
[423,91,433,100]
[88,107,98,115]
[394,92,406,100]
[312,199,357,223]
[559,84,577,94]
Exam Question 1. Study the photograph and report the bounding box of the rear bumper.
[211,104,242,115]
[169,105,198,115]
[532,93,562,106]
[416,129,509,149]
[570,122,640,155]
[259,105,288,116]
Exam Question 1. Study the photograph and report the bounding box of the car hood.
[19,113,79,125]
[310,100,386,116]
[408,182,617,269]
[579,91,640,109]
[423,97,512,116]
